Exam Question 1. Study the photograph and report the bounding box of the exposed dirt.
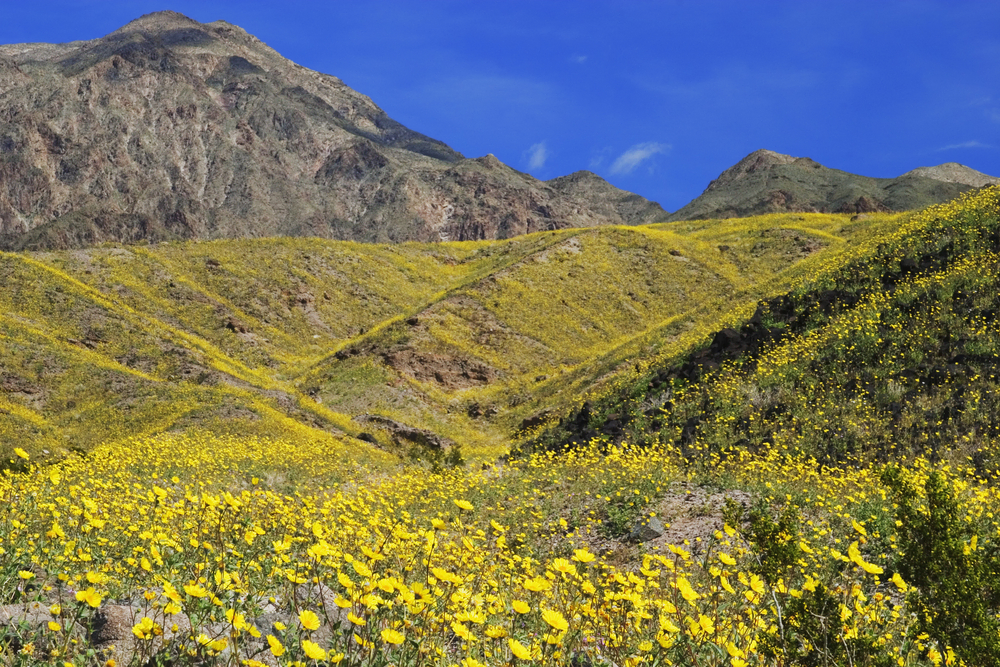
[575,484,755,571]
[647,484,753,555]
[353,413,455,450]
[382,348,498,390]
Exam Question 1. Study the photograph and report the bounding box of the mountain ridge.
[0,11,665,250]
[669,148,997,221]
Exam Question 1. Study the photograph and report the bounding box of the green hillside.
[4,189,1000,667]
[527,186,1000,470]
[1,210,902,463]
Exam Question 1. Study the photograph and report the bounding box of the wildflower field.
[0,206,897,462]
[2,186,1000,666]
[4,428,1000,667]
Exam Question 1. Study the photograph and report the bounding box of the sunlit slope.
[296,213,893,445]
[1,213,892,459]
[529,187,1000,466]
[0,246,398,459]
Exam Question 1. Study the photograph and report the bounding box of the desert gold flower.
[298,609,320,631]
[524,576,552,592]
[351,559,372,578]
[848,541,884,574]
[541,608,569,632]
[132,617,156,640]
[451,621,473,640]
[381,628,405,644]
[551,558,576,576]
[485,625,507,638]
[266,635,285,657]
[302,639,326,660]
[183,584,208,598]
[675,576,700,602]
[75,588,102,608]
[509,638,532,660]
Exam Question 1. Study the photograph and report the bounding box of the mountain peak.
[900,163,1000,188]
[0,13,661,250]
[670,150,991,222]
[705,149,798,191]
[110,10,204,35]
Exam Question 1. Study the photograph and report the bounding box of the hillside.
[0,11,664,250]
[0,207,900,463]
[669,149,996,221]
[530,185,1000,470]
[3,189,1000,667]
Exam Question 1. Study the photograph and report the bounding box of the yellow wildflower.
[381,628,405,644]
[298,610,320,631]
[509,638,532,659]
[541,608,569,632]
[302,639,326,660]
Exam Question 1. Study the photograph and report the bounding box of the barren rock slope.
[0,11,664,249]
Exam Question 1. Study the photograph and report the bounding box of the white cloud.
[525,142,549,170]
[570,55,588,65]
[405,74,558,125]
[937,140,993,151]
[588,147,613,170]
[609,142,671,175]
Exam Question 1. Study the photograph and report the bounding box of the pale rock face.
[900,163,1000,188]
[0,11,665,250]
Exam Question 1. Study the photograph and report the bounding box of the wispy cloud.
[937,140,993,151]
[406,74,558,122]
[609,142,670,175]
[525,142,549,170]
[570,55,588,65]
[588,147,613,170]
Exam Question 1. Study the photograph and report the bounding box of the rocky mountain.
[0,11,665,250]
[668,149,998,221]
[900,162,1000,188]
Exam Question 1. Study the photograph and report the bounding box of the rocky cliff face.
[0,11,665,250]
[668,149,996,221]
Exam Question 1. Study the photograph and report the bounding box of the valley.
[3,9,1000,667]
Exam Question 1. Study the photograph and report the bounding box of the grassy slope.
[7,192,1000,666]
[529,186,1000,469]
[0,212,899,463]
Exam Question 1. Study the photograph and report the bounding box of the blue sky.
[3,1,999,212]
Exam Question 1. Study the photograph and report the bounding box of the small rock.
[627,516,665,543]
